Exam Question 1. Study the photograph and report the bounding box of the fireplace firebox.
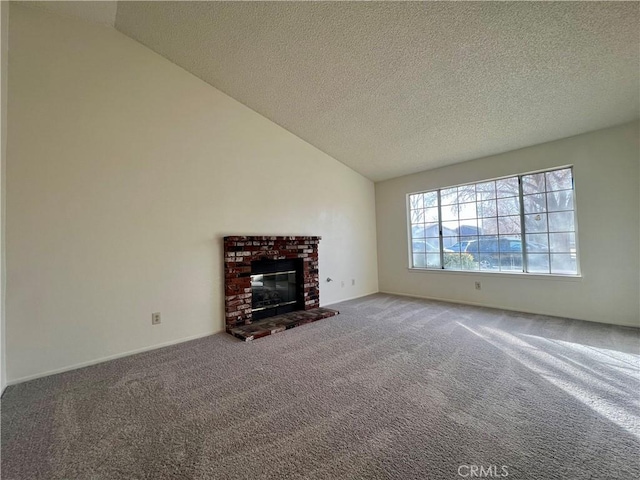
[250,259,303,320]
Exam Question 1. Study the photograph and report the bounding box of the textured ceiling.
[112,2,640,181]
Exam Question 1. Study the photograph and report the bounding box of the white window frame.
[406,166,581,276]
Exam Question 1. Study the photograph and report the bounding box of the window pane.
[525,213,548,233]
[551,254,577,274]
[443,223,460,237]
[420,222,439,238]
[526,233,549,251]
[497,196,520,217]
[409,193,424,210]
[523,194,546,214]
[441,204,459,221]
[440,187,458,205]
[522,173,545,195]
[479,217,498,235]
[426,240,440,253]
[546,190,573,212]
[475,237,495,253]
[412,241,426,252]
[411,209,425,223]
[423,191,438,207]
[549,233,575,253]
[546,169,572,192]
[426,253,441,268]
[423,206,440,222]
[458,202,478,220]
[443,252,460,268]
[527,253,550,274]
[478,199,497,218]
[445,252,477,271]
[442,237,458,249]
[457,185,476,203]
[498,216,521,235]
[459,221,478,237]
[476,181,496,200]
[479,255,496,271]
[497,240,522,270]
[461,238,479,253]
[412,253,426,268]
[499,253,523,271]
[496,177,519,198]
[548,211,574,232]
[462,256,479,271]
[410,223,432,238]
[427,239,442,252]
[502,239,523,253]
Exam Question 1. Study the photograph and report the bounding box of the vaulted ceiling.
[29,1,640,181]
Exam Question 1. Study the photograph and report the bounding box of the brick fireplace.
[223,236,338,340]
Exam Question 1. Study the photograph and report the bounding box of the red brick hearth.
[223,236,338,340]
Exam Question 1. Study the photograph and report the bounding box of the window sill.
[407,267,583,282]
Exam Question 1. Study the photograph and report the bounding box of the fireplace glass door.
[251,271,298,311]
[250,259,303,320]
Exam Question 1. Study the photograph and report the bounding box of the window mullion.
[518,176,528,272]
[437,190,444,269]
[570,168,581,275]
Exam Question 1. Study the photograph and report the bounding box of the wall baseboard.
[6,330,221,387]
[379,290,640,329]
[16,289,628,388]
[323,291,379,307]
[4,293,380,388]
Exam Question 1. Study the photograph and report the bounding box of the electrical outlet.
[152,312,161,325]
[475,282,481,290]
[351,279,355,286]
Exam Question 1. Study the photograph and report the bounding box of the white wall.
[6,5,378,383]
[21,1,117,27]
[376,122,640,327]
[1,0,8,394]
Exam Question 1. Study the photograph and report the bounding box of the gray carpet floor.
[2,293,639,479]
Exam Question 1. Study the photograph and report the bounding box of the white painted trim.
[323,291,379,307]
[6,330,220,386]
[379,290,640,329]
